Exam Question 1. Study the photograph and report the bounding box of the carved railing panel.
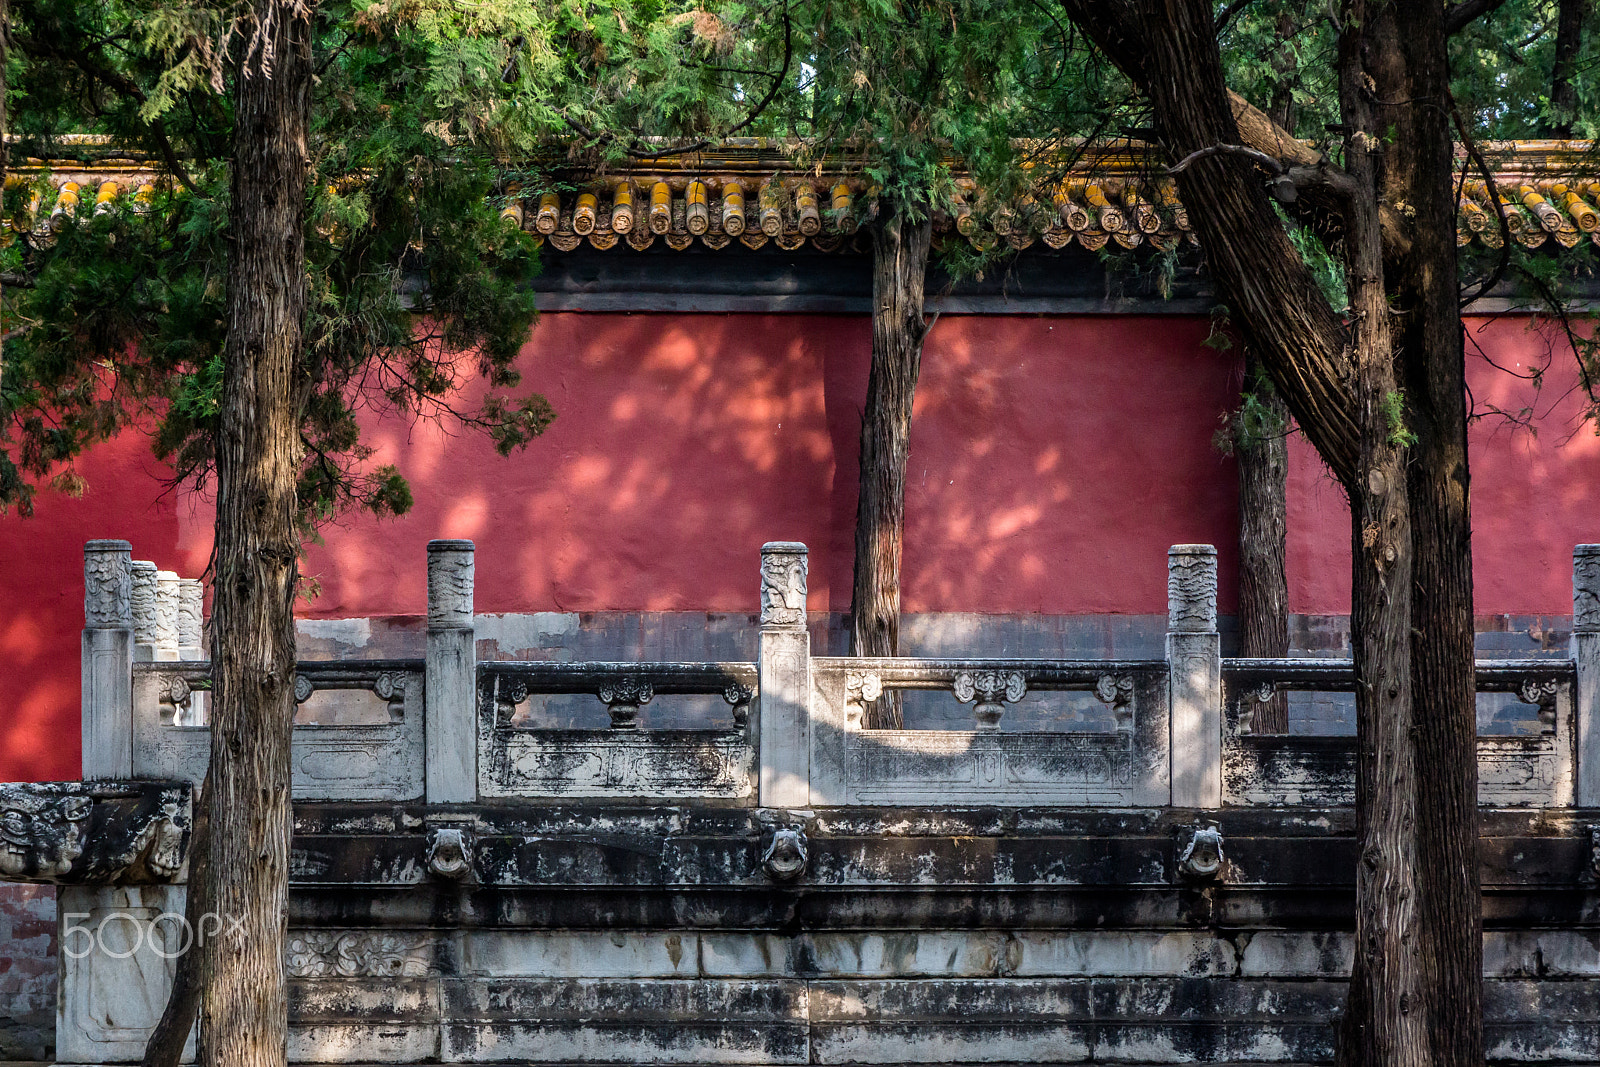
[1222,658,1577,807]
[478,662,758,800]
[809,658,1170,806]
[132,661,425,801]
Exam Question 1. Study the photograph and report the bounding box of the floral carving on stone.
[722,682,754,726]
[844,670,883,727]
[286,931,436,978]
[599,679,654,728]
[953,670,1027,729]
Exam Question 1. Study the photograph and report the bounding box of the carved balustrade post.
[178,579,205,659]
[1575,545,1600,806]
[129,560,159,661]
[427,540,477,803]
[1168,545,1222,808]
[758,542,812,807]
[82,540,135,778]
[153,569,181,660]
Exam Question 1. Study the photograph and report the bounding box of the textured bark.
[1055,0,1482,1062]
[1549,0,1586,138]
[1236,353,1290,734]
[198,4,312,1065]
[142,773,209,1067]
[1380,1,1482,1059]
[1333,6,1424,1061]
[1233,5,1301,735]
[851,200,932,729]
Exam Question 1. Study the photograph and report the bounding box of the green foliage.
[1382,389,1417,448]
[1,0,565,521]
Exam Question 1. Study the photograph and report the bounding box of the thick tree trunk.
[1380,1,1482,1059]
[1334,7,1426,1060]
[198,3,312,1065]
[1053,1,1482,1062]
[1550,0,1586,138]
[851,199,932,729]
[1236,353,1290,733]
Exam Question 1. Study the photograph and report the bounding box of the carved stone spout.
[1177,823,1226,880]
[425,826,475,881]
[761,827,808,882]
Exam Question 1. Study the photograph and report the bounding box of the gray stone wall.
[0,883,56,1060]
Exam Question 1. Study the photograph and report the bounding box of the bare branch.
[1213,0,1259,34]
[1444,0,1514,35]
[1168,142,1285,175]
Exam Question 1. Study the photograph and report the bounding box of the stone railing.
[478,661,758,799]
[132,659,426,801]
[15,535,1600,1066]
[74,538,1600,809]
[1222,657,1580,807]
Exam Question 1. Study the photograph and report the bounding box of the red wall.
[291,314,1242,620]
[2,311,1596,780]
[1286,315,1600,614]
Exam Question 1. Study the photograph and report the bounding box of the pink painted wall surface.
[1286,315,1600,614]
[2,311,1596,780]
[288,314,1242,621]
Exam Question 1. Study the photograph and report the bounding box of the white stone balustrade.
[758,541,811,807]
[82,540,134,779]
[80,538,1600,810]
[1167,544,1222,808]
[1575,544,1600,806]
[427,539,477,803]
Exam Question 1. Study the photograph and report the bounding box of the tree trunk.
[1380,1,1482,1058]
[1334,7,1426,1060]
[1549,0,1586,138]
[851,199,932,729]
[1052,0,1483,1061]
[1236,352,1290,733]
[199,3,312,1065]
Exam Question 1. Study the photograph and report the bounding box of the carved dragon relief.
[427,549,475,626]
[0,781,190,884]
[83,543,132,628]
[1167,550,1218,632]
[1574,549,1600,631]
[759,550,808,627]
[1177,823,1226,881]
